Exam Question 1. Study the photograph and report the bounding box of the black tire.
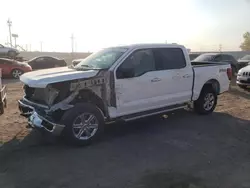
[238,85,247,89]
[11,69,23,79]
[194,86,217,115]
[7,51,17,58]
[61,103,105,146]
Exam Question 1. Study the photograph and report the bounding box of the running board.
[121,104,187,121]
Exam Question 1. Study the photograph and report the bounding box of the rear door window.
[152,48,186,70]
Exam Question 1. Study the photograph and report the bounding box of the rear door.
[43,57,55,68]
[30,57,45,69]
[152,48,193,104]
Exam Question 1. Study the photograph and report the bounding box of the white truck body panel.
[192,65,230,100]
[19,44,230,119]
[20,67,99,88]
[107,44,230,118]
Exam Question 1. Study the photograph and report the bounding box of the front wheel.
[194,86,217,115]
[61,103,105,146]
[11,69,23,79]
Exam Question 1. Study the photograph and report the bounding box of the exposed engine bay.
[22,70,115,117]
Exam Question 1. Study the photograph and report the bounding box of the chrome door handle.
[183,74,191,78]
[151,78,161,82]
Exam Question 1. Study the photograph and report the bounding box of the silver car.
[237,64,250,89]
[0,44,19,57]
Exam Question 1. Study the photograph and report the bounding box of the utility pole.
[12,34,18,48]
[70,34,74,53]
[7,19,12,47]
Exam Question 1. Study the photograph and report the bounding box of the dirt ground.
[0,78,250,188]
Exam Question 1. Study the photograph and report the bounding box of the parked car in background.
[0,44,19,58]
[189,53,201,61]
[237,55,250,69]
[237,65,250,89]
[26,56,67,70]
[193,53,238,74]
[72,58,85,66]
[0,58,32,79]
[18,44,231,145]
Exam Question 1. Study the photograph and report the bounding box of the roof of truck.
[109,43,185,49]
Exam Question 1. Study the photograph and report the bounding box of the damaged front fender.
[47,76,107,112]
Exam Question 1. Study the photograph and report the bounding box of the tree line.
[240,32,250,51]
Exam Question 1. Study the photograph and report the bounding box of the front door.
[114,49,160,116]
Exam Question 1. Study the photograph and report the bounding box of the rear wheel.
[194,86,217,115]
[11,69,23,79]
[61,103,105,146]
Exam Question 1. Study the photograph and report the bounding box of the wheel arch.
[71,89,107,117]
[202,79,220,95]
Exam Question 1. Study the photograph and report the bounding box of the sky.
[0,0,250,52]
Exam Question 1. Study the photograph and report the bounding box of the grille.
[240,80,250,84]
[243,72,250,77]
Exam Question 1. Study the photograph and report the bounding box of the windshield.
[240,55,250,60]
[75,48,128,69]
[193,54,214,61]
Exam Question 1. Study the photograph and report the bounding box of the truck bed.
[191,61,231,101]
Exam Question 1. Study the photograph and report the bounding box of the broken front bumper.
[18,98,65,136]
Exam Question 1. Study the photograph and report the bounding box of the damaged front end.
[18,74,108,136]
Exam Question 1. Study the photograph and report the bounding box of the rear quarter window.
[153,48,186,70]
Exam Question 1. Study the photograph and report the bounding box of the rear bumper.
[18,99,65,136]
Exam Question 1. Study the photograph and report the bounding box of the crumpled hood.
[20,67,99,88]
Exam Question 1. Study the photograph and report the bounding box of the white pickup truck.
[18,44,232,145]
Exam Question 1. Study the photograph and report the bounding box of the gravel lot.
[0,78,250,188]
